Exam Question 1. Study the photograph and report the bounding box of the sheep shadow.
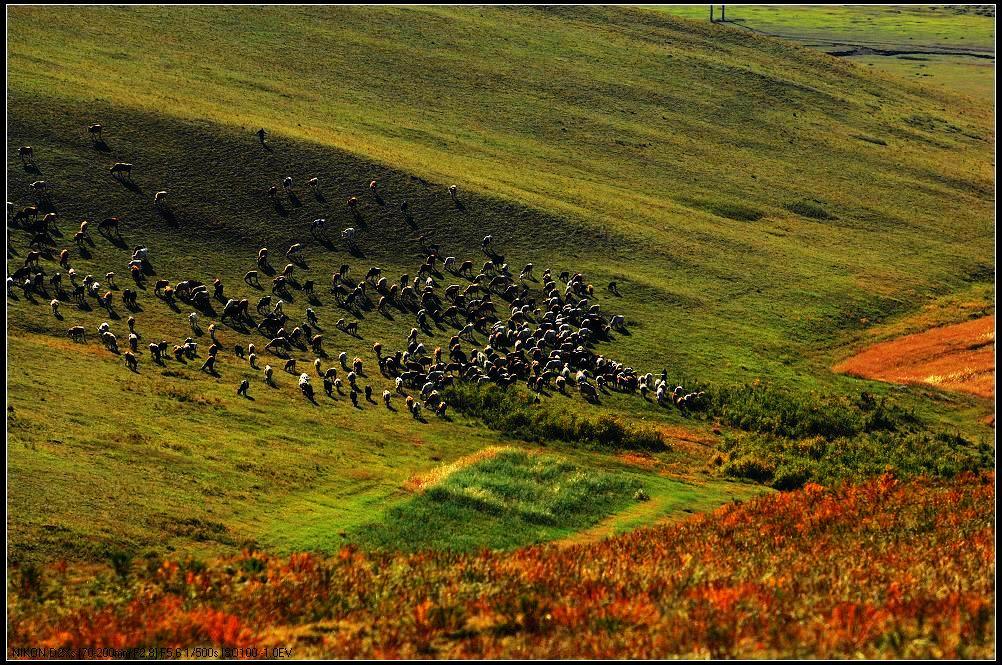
[452,198,465,211]
[92,140,111,153]
[22,162,41,175]
[307,293,322,306]
[241,394,256,401]
[104,233,128,250]
[379,309,395,321]
[347,246,366,259]
[373,193,385,206]
[78,246,92,260]
[272,200,288,217]
[287,192,302,208]
[158,208,179,228]
[117,178,143,195]
[260,263,276,277]
[314,191,327,204]
[315,237,336,252]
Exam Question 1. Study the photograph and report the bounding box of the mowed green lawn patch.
[349,449,738,552]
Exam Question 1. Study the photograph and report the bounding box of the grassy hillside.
[9,473,994,659]
[6,6,995,565]
[657,5,995,102]
[8,5,994,388]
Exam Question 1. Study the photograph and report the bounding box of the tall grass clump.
[699,384,918,440]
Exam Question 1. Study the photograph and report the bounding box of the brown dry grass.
[834,316,995,398]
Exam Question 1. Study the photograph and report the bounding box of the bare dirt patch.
[834,316,995,398]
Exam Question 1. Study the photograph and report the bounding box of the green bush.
[785,199,835,220]
[717,429,992,489]
[443,383,666,452]
[698,384,917,441]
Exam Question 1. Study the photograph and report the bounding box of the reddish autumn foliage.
[8,473,994,659]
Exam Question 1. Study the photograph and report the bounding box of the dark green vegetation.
[718,428,995,491]
[444,384,666,452]
[6,6,994,565]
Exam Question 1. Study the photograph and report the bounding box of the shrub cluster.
[444,383,665,452]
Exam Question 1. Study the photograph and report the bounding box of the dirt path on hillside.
[555,496,676,548]
[834,316,995,398]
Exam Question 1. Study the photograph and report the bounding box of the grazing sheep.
[153,191,168,209]
[310,334,324,354]
[244,270,260,287]
[284,357,297,374]
[105,272,116,289]
[124,351,138,372]
[110,162,133,178]
[299,373,314,400]
[282,263,295,279]
[347,196,358,209]
[24,251,41,268]
[283,176,293,191]
[18,146,33,163]
[448,184,458,201]
[263,363,273,384]
[68,326,86,342]
[257,128,267,144]
[382,390,392,408]
[88,124,103,141]
[237,379,250,397]
[308,177,319,190]
[286,243,303,260]
[101,331,119,353]
[269,185,278,200]
[13,206,38,226]
[369,180,377,191]
[200,355,216,373]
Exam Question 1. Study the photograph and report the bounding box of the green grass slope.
[6,6,994,563]
[8,5,994,388]
[656,5,995,103]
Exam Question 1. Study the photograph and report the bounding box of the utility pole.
[709,4,714,22]
[721,3,726,21]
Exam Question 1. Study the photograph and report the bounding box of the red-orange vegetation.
[8,473,994,659]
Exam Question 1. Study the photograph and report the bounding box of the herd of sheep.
[8,126,706,424]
